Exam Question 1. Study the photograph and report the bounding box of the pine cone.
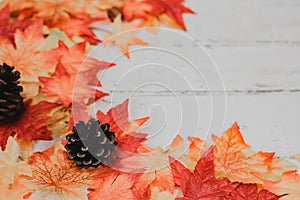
[0,63,23,123]
[107,7,123,22]
[65,118,117,168]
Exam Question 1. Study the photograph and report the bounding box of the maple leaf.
[39,63,108,107]
[122,0,152,21]
[143,0,195,30]
[46,106,71,137]
[170,147,239,199]
[24,146,93,197]
[170,147,280,200]
[227,183,282,200]
[88,173,137,200]
[103,15,148,58]
[31,0,84,25]
[214,122,275,184]
[51,16,102,45]
[96,99,149,161]
[119,135,185,194]
[0,1,34,20]
[0,137,31,185]
[150,187,178,200]
[264,170,300,200]
[179,136,210,171]
[96,99,148,137]
[0,176,33,200]
[82,0,124,13]
[0,20,57,83]
[0,5,36,43]
[50,41,114,78]
[0,99,57,151]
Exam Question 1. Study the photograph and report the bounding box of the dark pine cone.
[107,7,123,22]
[0,63,23,123]
[65,118,117,169]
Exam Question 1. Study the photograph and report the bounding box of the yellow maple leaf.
[0,137,31,185]
[103,15,148,58]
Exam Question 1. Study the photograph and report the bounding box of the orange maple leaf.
[122,0,152,21]
[39,63,108,107]
[0,20,57,82]
[50,41,114,78]
[96,99,149,163]
[24,146,93,197]
[214,122,275,184]
[96,99,149,138]
[52,16,102,45]
[0,1,33,20]
[88,173,138,200]
[103,15,148,58]
[264,170,300,200]
[179,136,210,171]
[0,5,36,43]
[119,135,185,194]
[31,0,84,26]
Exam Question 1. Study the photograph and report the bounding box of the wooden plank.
[184,0,300,46]
[91,46,300,93]
[97,93,300,158]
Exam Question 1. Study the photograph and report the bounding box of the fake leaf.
[52,16,101,44]
[144,0,195,30]
[122,0,152,21]
[0,5,36,43]
[264,170,300,200]
[0,137,31,185]
[0,176,33,200]
[214,122,274,184]
[0,20,57,82]
[0,99,57,150]
[104,15,147,58]
[120,135,185,194]
[24,146,92,197]
[88,173,137,200]
[170,147,280,200]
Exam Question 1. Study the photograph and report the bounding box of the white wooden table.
[91,0,300,161]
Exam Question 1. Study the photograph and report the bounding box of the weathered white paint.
[91,0,300,163]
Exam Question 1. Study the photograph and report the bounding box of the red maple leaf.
[143,0,195,30]
[170,147,280,200]
[96,100,149,161]
[0,5,36,44]
[96,99,131,137]
[0,99,57,150]
[52,16,102,45]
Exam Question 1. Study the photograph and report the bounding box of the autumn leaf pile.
[0,0,299,199]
